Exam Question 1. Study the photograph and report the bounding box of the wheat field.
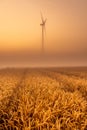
[0,67,87,130]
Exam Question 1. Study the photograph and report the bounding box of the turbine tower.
[40,13,47,54]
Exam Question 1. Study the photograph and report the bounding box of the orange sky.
[0,0,87,67]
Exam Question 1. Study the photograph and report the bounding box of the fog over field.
[0,0,87,67]
[0,49,87,67]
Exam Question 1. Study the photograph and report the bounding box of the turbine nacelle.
[40,21,47,27]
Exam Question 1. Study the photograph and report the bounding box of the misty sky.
[0,0,87,67]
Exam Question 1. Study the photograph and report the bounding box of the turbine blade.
[40,12,44,22]
[44,19,47,35]
[44,18,47,23]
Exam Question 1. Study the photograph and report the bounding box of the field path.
[0,69,29,129]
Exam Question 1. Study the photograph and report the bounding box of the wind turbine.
[40,13,47,54]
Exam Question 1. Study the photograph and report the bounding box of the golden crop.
[0,68,87,130]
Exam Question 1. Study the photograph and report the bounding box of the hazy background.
[0,0,87,67]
